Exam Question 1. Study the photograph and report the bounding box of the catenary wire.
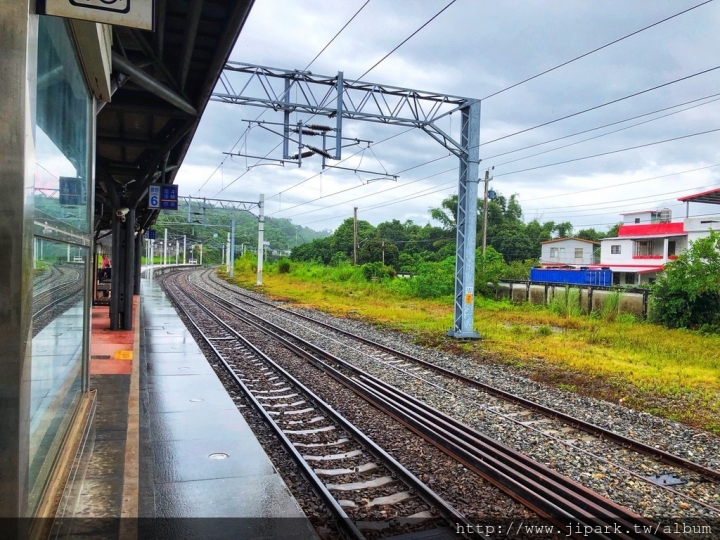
[494,126,720,177]
[198,0,372,197]
[254,0,460,202]
[355,0,458,81]
[288,163,720,227]
[275,66,720,215]
[481,0,714,100]
[490,95,720,167]
[269,93,720,219]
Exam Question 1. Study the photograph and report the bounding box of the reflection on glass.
[29,240,85,512]
[35,16,91,235]
[29,16,91,515]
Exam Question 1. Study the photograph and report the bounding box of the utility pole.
[229,219,235,278]
[481,169,491,257]
[163,228,167,265]
[381,239,385,265]
[200,242,203,266]
[353,207,358,265]
[257,194,265,285]
[175,239,179,265]
[183,235,186,264]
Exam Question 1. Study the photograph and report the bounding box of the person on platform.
[100,255,111,280]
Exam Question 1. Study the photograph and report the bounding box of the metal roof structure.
[95,0,255,330]
[677,186,720,205]
[95,0,255,234]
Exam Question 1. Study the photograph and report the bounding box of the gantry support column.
[447,100,481,339]
[109,210,136,330]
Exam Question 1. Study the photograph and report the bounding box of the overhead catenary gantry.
[212,63,481,338]
[158,195,267,285]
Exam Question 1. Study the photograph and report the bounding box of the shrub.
[360,261,395,282]
[277,258,291,274]
[649,231,720,329]
[410,257,455,298]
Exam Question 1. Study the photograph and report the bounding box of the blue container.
[530,268,612,287]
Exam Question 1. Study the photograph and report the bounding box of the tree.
[554,221,573,238]
[430,195,458,231]
[649,231,720,331]
[576,228,606,242]
[331,218,375,259]
[605,222,622,238]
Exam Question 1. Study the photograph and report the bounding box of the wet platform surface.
[56,272,315,539]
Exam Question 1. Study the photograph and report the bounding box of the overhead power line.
[356,0,458,80]
[201,0,372,197]
[484,91,720,163]
[290,162,720,227]
[482,0,714,100]
[304,0,372,69]
[481,63,720,148]
[494,126,720,177]
[271,94,720,219]
[216,0,455,199]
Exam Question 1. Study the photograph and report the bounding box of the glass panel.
[35,16,91,235]
[29,240,85,512]
[29,16,91,515]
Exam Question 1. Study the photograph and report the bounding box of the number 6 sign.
[148,185,160,209]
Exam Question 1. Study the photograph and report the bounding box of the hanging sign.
[38,0,155,31]
[148,184,179,210]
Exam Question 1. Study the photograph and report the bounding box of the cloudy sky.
[175,0,720,234]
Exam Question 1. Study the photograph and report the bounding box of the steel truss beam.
[212,62,481,338]
[212,62,470,156]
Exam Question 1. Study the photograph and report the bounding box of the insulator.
[292,129,320,136]
[290,151,315,160]
[307,145,333,159]
[307,124,332,131]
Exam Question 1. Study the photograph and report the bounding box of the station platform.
[54,273,315,539]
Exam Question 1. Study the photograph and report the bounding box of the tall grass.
[549,286,581,318]
[224,259,720,432]
[600,290,623,322]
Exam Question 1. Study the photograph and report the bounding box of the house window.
[574,248,583,259]
[634,218,640,224]
[668,241,676,256]
[611,245,621,254]
[634,241,650,257]
[550,247,559,259]
[613,272,621,285]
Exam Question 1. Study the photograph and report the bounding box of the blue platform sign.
[145,230,156,240]
[148,184,178,210]
[160,185,178,210]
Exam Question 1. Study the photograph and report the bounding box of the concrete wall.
[497,281,648,317]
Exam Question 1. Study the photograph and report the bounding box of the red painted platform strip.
[90,298,139,375]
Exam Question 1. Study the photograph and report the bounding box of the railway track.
[199,271,720,500]
[162,273,474,539]
[32,269,84,336]
[163,269,686,540]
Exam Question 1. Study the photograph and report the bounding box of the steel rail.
[162,273,474,540]
[206,272,720,484]
[32,281,84,319]
[185,274,674,540]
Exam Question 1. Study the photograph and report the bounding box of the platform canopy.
[94,0,255,233]
[677,186,720,206]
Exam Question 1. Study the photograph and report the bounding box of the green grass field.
[222,260,720,434]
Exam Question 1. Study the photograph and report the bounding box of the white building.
[540,237,599,266]
[599,189,720,285]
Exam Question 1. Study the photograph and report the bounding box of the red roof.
[618,222,685,237]
[677,186,720,205]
